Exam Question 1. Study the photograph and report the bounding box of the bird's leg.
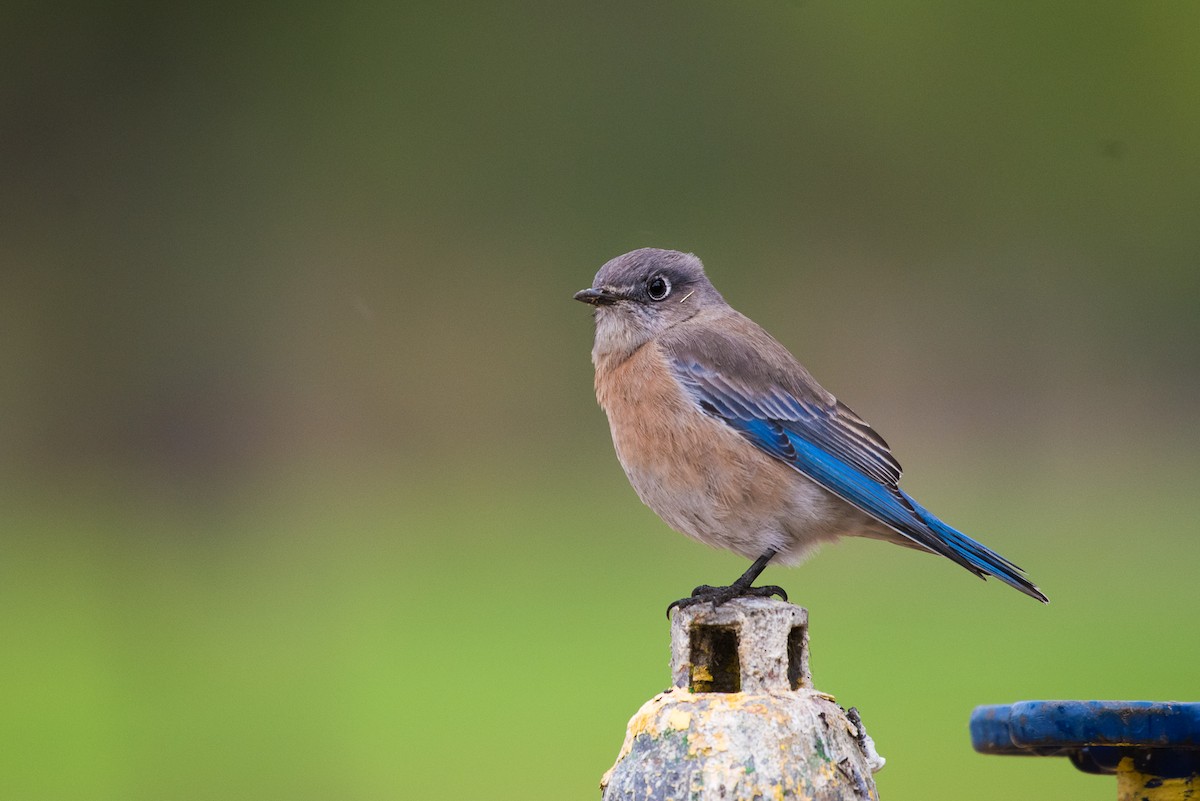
[667,550,788,616]
[728,550,782,593]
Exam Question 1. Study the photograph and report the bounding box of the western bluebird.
[575,248,1047,612]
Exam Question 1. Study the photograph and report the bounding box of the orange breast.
[594,344,804,550]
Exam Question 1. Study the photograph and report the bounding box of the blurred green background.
[2,2,1198,799]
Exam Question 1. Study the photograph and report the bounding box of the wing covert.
[671,358,903,487]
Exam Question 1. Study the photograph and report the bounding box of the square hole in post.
[787,624,808,690]
[689,625,741,693]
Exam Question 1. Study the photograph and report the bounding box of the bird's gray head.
[575,248,727,363]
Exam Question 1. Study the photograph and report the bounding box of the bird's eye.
[647,275,671,301]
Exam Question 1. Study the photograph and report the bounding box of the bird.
[574,247,1047,613]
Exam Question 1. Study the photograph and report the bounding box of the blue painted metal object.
[971,701,1200,800]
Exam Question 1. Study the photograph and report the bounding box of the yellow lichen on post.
[666,709,692,731]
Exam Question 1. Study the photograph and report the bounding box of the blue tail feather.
[900,491,1048,603]
[722,409,1049,602]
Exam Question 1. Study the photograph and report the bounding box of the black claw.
[665,582,789,618]
[755,584,788,602]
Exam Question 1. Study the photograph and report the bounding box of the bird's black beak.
[574,287,622,306]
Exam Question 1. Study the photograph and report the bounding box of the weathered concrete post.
[601,597,885,800]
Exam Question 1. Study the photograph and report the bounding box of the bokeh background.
[3,2,1198,799]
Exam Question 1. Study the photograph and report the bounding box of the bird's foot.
[666,582,788,617]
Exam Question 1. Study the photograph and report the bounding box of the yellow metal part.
[1116,757,1196,801]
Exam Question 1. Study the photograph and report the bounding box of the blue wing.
[670,356,1046,602]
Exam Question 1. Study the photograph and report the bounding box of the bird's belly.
[618,431,790,553]
[596,347,864,562]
